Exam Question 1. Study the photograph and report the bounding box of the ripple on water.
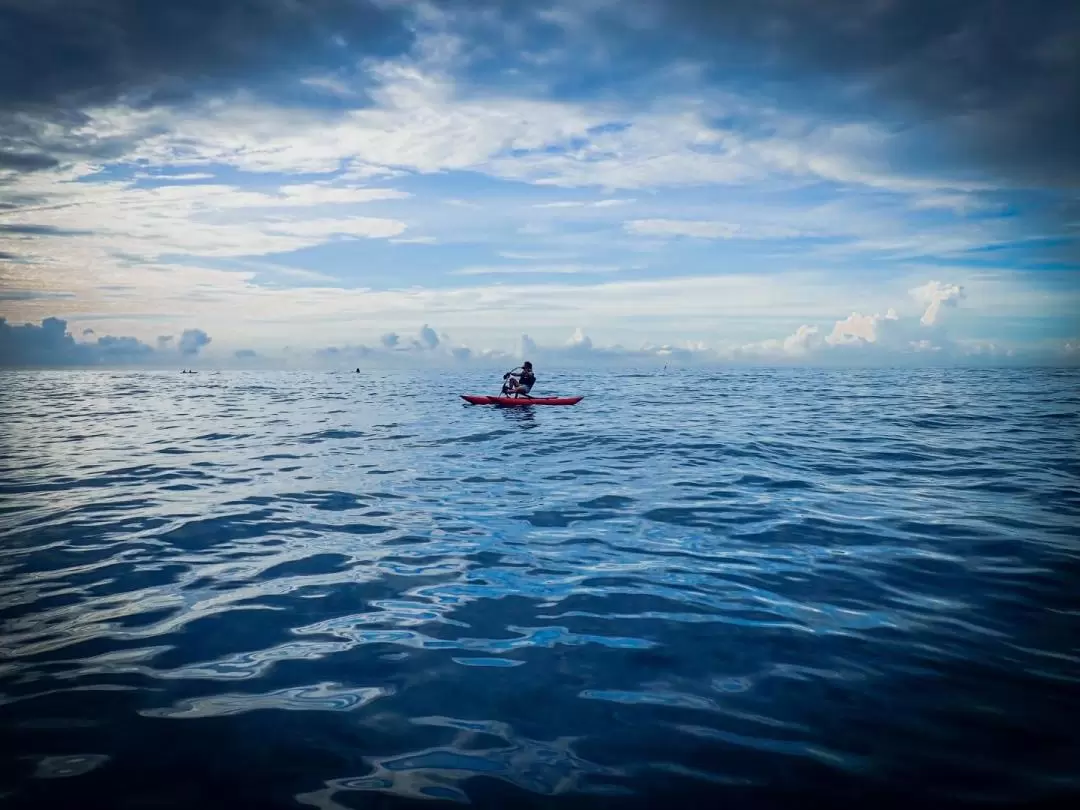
[0,368,1078,809]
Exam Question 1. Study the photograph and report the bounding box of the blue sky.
[0,0,1078,366]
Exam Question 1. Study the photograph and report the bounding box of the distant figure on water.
[502,361,536,396]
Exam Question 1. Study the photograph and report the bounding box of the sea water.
[1,368,1078,809]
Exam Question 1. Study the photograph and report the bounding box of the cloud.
[0,1,408,113]
[625,219,805,240]
[0,149,60,172]
[234,349,257,359]
[910,280,966,326]
[734,278,975,362]
[0,316,156,366]
[534,198,635,209]
[178,328,211,356]
[3,0,1077,207]
[567,327,593,351]
[156,335,174,351]
[626,219,741,239]
[781,324,822,355]
[825,309,903,347]
[418,324,440,350]
[531,0,1080,189]
[734,279,971,362]
[451,263,620,276]
[95,334,155,360]
[81,327,94,336]
[389,236,438,244]
[380,332,400,349]
[315,344,372,362]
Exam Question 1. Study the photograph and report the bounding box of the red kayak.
[461,395,583,406]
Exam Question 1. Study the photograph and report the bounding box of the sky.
[1,0,1078,367]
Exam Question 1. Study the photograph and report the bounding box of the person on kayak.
[502,362,535,396]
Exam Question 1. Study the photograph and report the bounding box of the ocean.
[1,367,1078,809]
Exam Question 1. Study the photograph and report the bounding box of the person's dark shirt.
[519,369,536,388]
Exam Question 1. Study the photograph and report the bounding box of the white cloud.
[911,193,1004,216]
[133,172,216,181]
[826,308,902,346]
[624,218,806,240]
[0,173,410,264]
[567,326,593,350]
[533,198,635,209]
[910,280,965,325]
[625,219,741,239]
[782,324,823,355]
[734,280,974,361]
[389,235,438,244]
[450,263,620,276]
[497,251,578,261]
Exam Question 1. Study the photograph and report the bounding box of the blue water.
[1,368,1078,809]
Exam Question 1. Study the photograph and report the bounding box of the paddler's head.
[523,361,532,370]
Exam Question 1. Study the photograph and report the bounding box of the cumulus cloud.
[567,327,593,351]
[826,309,902,347]
[734,279,975,361]
[380,332,401,349]
[782,324,822,355]
[96,335,155,360]
[81,327,95,336]
[418,324,440,350]
[0,317,158,366]
[315,344,372,362]
[156,335,174,351]
[910,281,966,326]
[178,328,211,356]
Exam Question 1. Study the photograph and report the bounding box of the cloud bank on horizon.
[0,0,1077,367]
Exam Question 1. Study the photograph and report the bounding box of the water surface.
[1,368,1078,809]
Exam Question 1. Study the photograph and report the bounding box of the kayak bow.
[461,395,583,406]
